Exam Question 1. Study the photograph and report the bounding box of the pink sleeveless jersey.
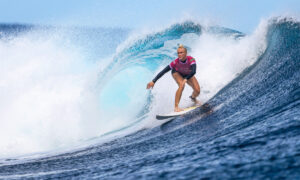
[169,56,196,75]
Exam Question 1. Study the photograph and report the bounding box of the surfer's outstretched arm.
[147,65,171,89]
[152,65,171,83]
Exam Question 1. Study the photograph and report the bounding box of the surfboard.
[156,105,200,120]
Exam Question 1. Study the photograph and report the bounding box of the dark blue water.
[0,18,299,179]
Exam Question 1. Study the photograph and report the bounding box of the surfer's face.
[177,48,187,61]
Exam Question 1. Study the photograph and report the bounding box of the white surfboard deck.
[156,105,200,120]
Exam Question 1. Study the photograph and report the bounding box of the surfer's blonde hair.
[177,44,187,52]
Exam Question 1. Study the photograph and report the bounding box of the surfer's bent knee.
[179,82,185,89]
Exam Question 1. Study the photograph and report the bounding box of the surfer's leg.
[172,72,185,112]
[187,76,200,99]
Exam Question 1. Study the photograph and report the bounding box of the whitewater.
[0,16,299,179]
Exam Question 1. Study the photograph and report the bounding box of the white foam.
[0,28,153,158]
[0,30,117,158]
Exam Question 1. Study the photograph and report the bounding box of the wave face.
[0,17,299,179]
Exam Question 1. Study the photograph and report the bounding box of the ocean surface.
[0,17,299,179]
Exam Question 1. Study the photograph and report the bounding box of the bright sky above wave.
[0,0,299,33]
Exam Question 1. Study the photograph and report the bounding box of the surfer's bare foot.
[174,107,184,112]
[189,95,201,105]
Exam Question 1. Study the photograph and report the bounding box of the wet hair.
[177,44,187,52]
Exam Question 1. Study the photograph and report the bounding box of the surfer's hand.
[147,81,155,89]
